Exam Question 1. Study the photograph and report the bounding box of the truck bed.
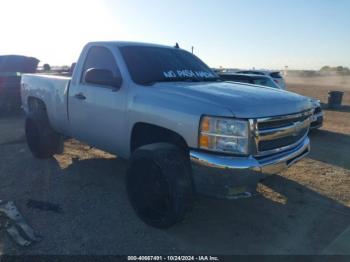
[21,74,71,135]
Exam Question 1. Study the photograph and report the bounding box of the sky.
[0,0,349,70]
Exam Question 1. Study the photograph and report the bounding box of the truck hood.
[153,81,312,118]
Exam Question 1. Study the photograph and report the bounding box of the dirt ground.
[0,77,349,255]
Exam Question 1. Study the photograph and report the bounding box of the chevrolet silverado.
[21,41,313,228]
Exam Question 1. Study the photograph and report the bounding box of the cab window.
[81,46,121,83]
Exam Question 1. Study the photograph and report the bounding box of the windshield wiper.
[200,77,222,82]
[142,78,200,85]
[142,77,221,86]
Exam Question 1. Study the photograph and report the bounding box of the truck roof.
[87,41,174,49]
[236,69,281,74]
[219,72,271,78]
[0,55,39,73]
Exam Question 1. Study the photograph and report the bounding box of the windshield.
[120,46,219,85]
[237,71,265,76]
[252,77,279,88]
[270,72,282,78]
[219,74,280,89]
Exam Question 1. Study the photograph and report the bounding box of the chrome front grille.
[314,106,322,114]
[250,110,312,156]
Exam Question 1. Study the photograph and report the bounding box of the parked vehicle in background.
[219,73,281,89]
[236,70,286,89]
[21,41,313,228]
[309,98,323,129]
[219,72,323,130]
[0,55,39,113]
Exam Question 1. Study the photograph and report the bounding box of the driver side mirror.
[84,68,122,89]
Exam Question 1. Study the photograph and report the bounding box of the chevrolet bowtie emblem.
[292,121,304,136]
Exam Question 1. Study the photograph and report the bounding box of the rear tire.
[25,110,63,159]
[126,143,194,228]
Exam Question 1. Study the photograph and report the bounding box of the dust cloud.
[285,75,350,91]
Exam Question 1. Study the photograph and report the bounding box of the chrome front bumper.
[190,137,310,198]
[310,112,324,129]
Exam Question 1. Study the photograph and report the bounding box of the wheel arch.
[27,96,47,113]
[130,122,189,154]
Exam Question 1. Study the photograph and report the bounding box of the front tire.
[126,143,194,228]
[25,111,63,159]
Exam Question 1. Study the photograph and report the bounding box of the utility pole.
[191,46,194,54]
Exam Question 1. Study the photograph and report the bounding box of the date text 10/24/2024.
[127,256,220,261]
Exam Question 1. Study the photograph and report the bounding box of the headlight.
[199,116,249,155]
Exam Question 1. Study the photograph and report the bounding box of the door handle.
[74,93,86,100]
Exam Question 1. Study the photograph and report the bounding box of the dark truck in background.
[0,55,39,113]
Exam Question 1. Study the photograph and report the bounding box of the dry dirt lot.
[0,76,349,255]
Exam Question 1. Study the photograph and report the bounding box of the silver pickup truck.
[21,41,313,228]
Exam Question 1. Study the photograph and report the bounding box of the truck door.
[68,45,127,155]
